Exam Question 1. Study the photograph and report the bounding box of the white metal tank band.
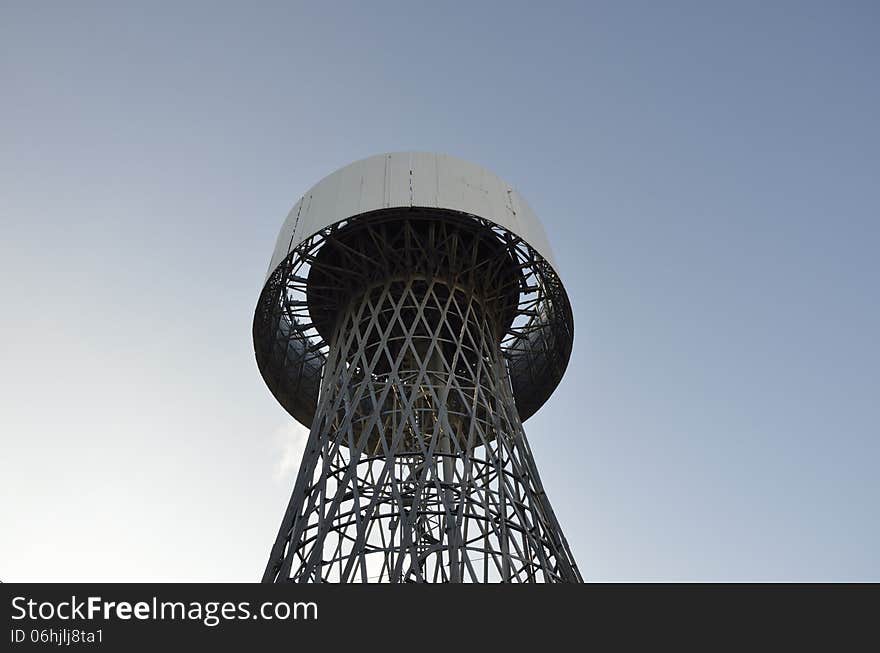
[265,152,560,282]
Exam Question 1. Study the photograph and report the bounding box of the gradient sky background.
[2,1,878,581]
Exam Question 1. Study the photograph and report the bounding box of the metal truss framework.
[257,210,581,582]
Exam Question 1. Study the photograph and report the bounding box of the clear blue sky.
[2,1,877,581]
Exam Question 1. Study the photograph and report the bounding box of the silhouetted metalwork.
[254,154,581,582]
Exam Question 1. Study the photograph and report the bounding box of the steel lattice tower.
[254,153,582,583]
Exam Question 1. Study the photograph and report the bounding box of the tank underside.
[254,207,574,428]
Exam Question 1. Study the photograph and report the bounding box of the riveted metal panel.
[410,151,439,208]
[265,152,559,282]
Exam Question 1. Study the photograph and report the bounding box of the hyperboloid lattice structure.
[254,153,582,583]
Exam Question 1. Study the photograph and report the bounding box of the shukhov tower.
[254,153,581,583]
